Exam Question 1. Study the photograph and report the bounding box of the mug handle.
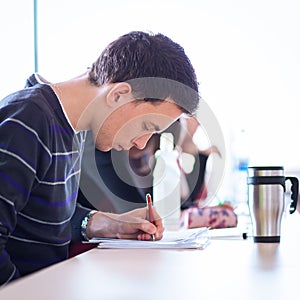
[286,176,299,214]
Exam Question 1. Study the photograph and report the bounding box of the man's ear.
[106,82,132,107]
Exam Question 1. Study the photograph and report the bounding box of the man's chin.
[95,144,112,152]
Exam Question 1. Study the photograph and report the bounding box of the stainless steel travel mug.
[247,166,299,243]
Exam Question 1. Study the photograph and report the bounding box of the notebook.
[86,227,210,249]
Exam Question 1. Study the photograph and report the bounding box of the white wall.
[1,0,299,174]
[0,0,34,97]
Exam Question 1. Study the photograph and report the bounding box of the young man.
[0,31,199,286]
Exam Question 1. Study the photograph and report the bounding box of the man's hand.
[86,207,164,241]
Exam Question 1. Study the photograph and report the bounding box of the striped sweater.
[0,75,89,286]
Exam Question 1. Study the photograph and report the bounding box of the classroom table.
[0,213,299,300]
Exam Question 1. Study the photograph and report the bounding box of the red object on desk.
[181,203,238,229]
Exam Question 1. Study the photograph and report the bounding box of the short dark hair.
[88,31,200,115]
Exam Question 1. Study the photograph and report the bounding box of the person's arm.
[0,102,51,286]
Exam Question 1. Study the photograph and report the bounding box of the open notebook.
[86,227,210,249]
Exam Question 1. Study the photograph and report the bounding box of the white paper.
[87,228,210,249]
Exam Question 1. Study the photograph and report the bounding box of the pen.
[146,193,155,240]
[209,232,248,240]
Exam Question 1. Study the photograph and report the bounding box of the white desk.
[0,213,299,300]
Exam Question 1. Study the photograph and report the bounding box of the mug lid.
[248,166,284,177]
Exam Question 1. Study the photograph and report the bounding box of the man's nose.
[133,133,153,150]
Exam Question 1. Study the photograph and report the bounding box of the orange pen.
[146,193,155,240]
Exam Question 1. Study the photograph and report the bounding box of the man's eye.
[143,122,160,132]
[143,123,150,131]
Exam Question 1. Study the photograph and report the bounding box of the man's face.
[95,100,182,152]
